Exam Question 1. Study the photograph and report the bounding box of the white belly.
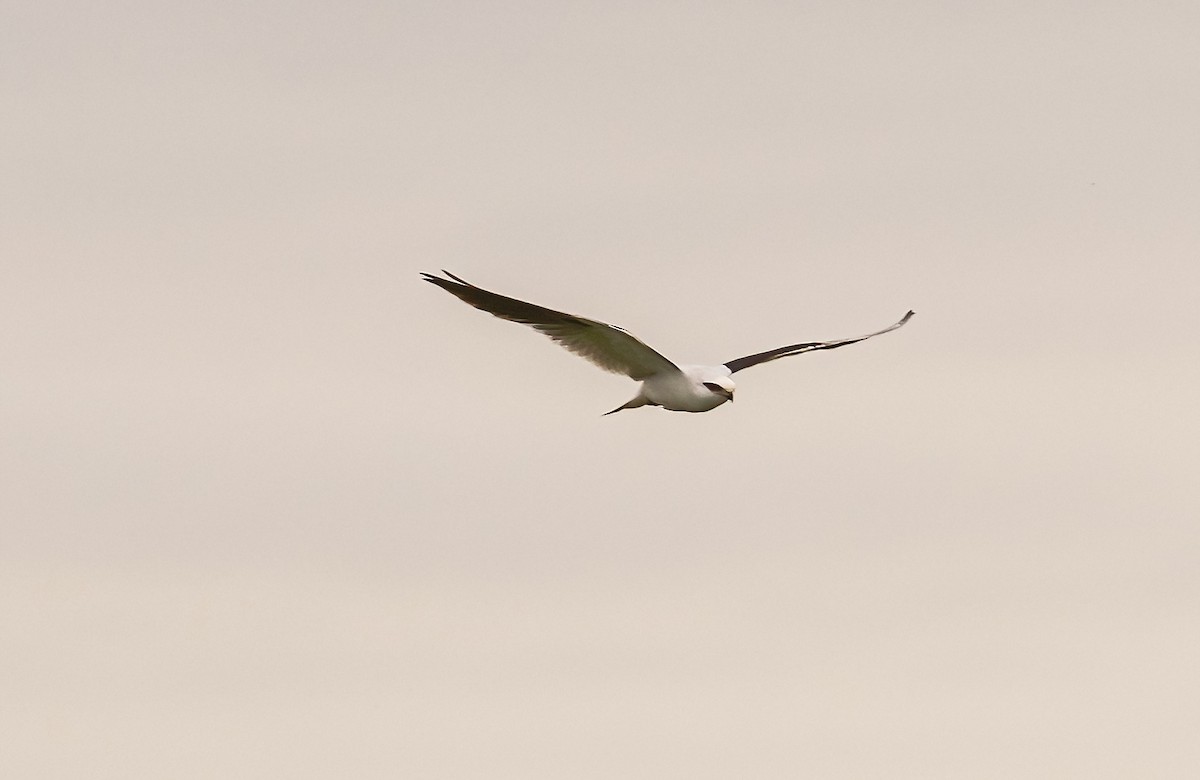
[642,369,729,412]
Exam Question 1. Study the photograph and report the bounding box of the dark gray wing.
[422,271,681,380]
[724,311,914,374]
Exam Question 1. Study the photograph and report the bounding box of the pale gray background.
[4,1,1199,777]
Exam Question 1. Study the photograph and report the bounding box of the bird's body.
[626,365,735,414]
[422,271,912,415]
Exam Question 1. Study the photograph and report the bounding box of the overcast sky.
[4,1,1199,777]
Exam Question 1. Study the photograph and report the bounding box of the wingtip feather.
[420,270,472,288]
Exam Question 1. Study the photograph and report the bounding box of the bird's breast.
[642,373,728,413]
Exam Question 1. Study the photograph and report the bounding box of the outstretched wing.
[724,311,914,374]
[422,271,681,380]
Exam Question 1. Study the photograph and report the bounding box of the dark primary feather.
[724,310,914,374]
[422,271,681,380]
[422,271,585,330]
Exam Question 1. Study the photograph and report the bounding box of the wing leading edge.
[724,311,914,374]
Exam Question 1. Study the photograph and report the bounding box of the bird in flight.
[423,270,913,415]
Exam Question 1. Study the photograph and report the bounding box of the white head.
[700,375,735,405]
